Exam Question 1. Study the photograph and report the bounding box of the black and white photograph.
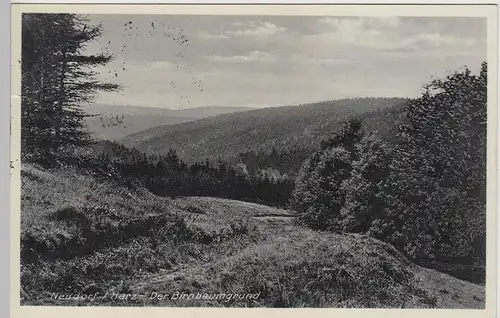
[11,4,497,313]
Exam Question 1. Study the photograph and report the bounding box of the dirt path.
[251,213,296,221]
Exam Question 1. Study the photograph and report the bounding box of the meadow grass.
[20,164,485,308]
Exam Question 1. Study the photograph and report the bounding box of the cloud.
[186,20,288,43]
[303,16,480,57]
[311,57,354,65]
[197,33,231,40]
[207,50,274,63]
[318,17,401,30]
[87,15,486,109]
[371,17,401,28]
[401,33,476,49]
[226,21,287,36]
[148,61,174,68]
[309,17,399,51]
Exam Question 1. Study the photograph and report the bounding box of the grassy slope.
[20,165,484,308]
[120,98,407,164]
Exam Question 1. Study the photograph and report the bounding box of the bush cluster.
[290,63,487,282]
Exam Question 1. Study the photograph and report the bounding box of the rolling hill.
[83,104,256,141]
[21,163,485,308]
[120,98,408,171]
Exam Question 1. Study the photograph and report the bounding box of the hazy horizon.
[85,15,486,109]
[89,96,408,110]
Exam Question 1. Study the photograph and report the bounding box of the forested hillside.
[84,104,256,141]
[121,98,407,173]
[237,103,407,175]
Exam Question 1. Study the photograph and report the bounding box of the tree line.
[87,141,294,207]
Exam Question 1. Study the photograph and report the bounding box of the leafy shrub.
[290,120,362,230]
[378,176,486,263]
[379,63,487,264]
[340,134,393,233]
[290,147,352,230]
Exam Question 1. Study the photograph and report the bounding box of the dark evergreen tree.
[21,13,120,162]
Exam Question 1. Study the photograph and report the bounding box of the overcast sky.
[85,15,486,109]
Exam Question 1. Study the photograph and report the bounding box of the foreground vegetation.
[21,164,485,308]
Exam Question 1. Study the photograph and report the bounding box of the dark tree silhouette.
[21,13,120,163]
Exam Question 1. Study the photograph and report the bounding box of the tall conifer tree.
[21,13,120,161]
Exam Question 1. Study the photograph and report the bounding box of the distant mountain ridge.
[83,104,256,141]
[120,97,408,170]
